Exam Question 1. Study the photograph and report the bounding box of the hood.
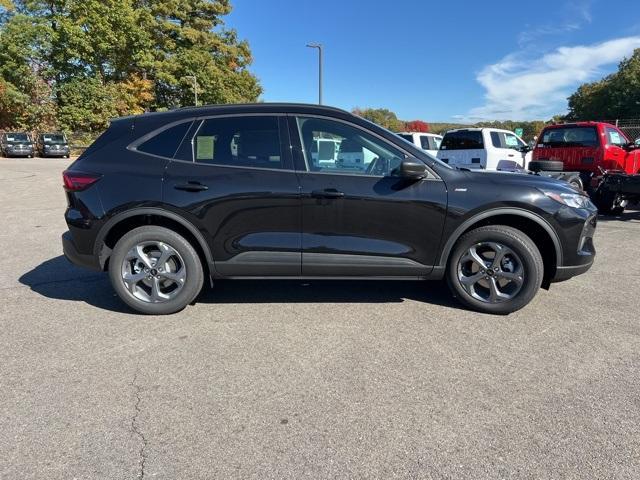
[464,169,579,193]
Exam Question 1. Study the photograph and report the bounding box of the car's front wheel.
[108,226,204,314]
[447,225,543,314]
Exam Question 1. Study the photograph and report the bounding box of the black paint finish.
[62,103,597,285]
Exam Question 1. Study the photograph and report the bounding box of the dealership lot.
[1,158,639,479]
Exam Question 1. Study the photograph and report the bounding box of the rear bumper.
[62,231,101,271]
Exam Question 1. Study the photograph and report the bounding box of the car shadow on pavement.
[20,256,462,312]
[198,279,460,308]
[18,255,131,313]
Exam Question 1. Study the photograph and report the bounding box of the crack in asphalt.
[131,370,148,479]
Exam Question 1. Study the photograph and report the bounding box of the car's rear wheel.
[108,226,204,314]
[447,225,543,314]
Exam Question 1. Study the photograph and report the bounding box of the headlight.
[539,188,592,209]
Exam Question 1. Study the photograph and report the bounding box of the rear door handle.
[311,188,345,199]
[174,181,208,192]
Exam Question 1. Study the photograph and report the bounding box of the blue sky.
[227,0,640,122]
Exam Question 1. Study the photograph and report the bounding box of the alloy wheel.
[120,241,187,303]
[457,242,524,304]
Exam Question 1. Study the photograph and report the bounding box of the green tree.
[0,0,262,132]
[352,107,404,131]
[567,49,640,120]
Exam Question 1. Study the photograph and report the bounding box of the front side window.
[188,116,284,169]
[440,130,483,150]
[539,127,598,147]
[491,131,523,149]
[297,116,406,176]
[605,127,627,147]
[432,136,442,150]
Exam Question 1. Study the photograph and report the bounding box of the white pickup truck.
[436,128,531,171]
[397,132,443,157]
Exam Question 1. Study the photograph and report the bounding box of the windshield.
[539,127,598,147]
[42,134,66,144]
[5,133,30,143]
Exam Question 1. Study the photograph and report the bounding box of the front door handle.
[311,188,345,199]
[174,181,208,192]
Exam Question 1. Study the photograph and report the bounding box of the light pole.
[184,75,198,106]
[306,43,323,105]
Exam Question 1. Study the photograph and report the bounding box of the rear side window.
[137,121,192,158]
[440,130,483,150]
[420,136,430,150]
[539,127,598,147]
[188,116,285,169]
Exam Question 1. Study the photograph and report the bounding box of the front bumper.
[551,210,597,283]
[43,146,70,156]
[62,231,101,271]
[5,147,34,156]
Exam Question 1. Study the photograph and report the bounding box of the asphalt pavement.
[1,157,639,479]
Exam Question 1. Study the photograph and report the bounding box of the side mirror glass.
[398,159,427,179]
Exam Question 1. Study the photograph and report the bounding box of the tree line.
[0,0,261,135]
[352,107,547,142]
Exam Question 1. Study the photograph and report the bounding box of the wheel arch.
[438,208,562,288]
[95,208,214,276]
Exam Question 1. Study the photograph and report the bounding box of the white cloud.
[518,0,592,47]
[463,36,640,121]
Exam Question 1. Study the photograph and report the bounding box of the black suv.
[1,132,34,157]
[62,104,597,315]
[36,132,70,158]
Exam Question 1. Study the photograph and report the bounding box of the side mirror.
[518,145,532,153]
[398,159,427,179]
[624,142,638,151]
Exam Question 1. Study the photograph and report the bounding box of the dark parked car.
[37,133,70,158]
[62,104,597,315]
[1,132,34,157]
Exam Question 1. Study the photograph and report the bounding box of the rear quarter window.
[136,121,193,158]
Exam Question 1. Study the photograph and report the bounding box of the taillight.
[62,170,101,192]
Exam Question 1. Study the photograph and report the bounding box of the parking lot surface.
[1,158,639,479]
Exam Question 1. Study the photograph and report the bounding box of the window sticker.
[196,136,215,160]
[505,135,519,147]
[609,131,622,145]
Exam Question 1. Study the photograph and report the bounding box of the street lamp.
[184,75,198,107]
[306,43,323,105]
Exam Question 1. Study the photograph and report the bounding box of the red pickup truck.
[532,122,640,214]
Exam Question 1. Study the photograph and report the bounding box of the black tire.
[566,174,583,191]
[108,226,204,314]
[594,190,626,215]
[446,225,544,315]
[528,160,563,172]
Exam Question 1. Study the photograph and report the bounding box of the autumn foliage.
[404,120,430,132]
